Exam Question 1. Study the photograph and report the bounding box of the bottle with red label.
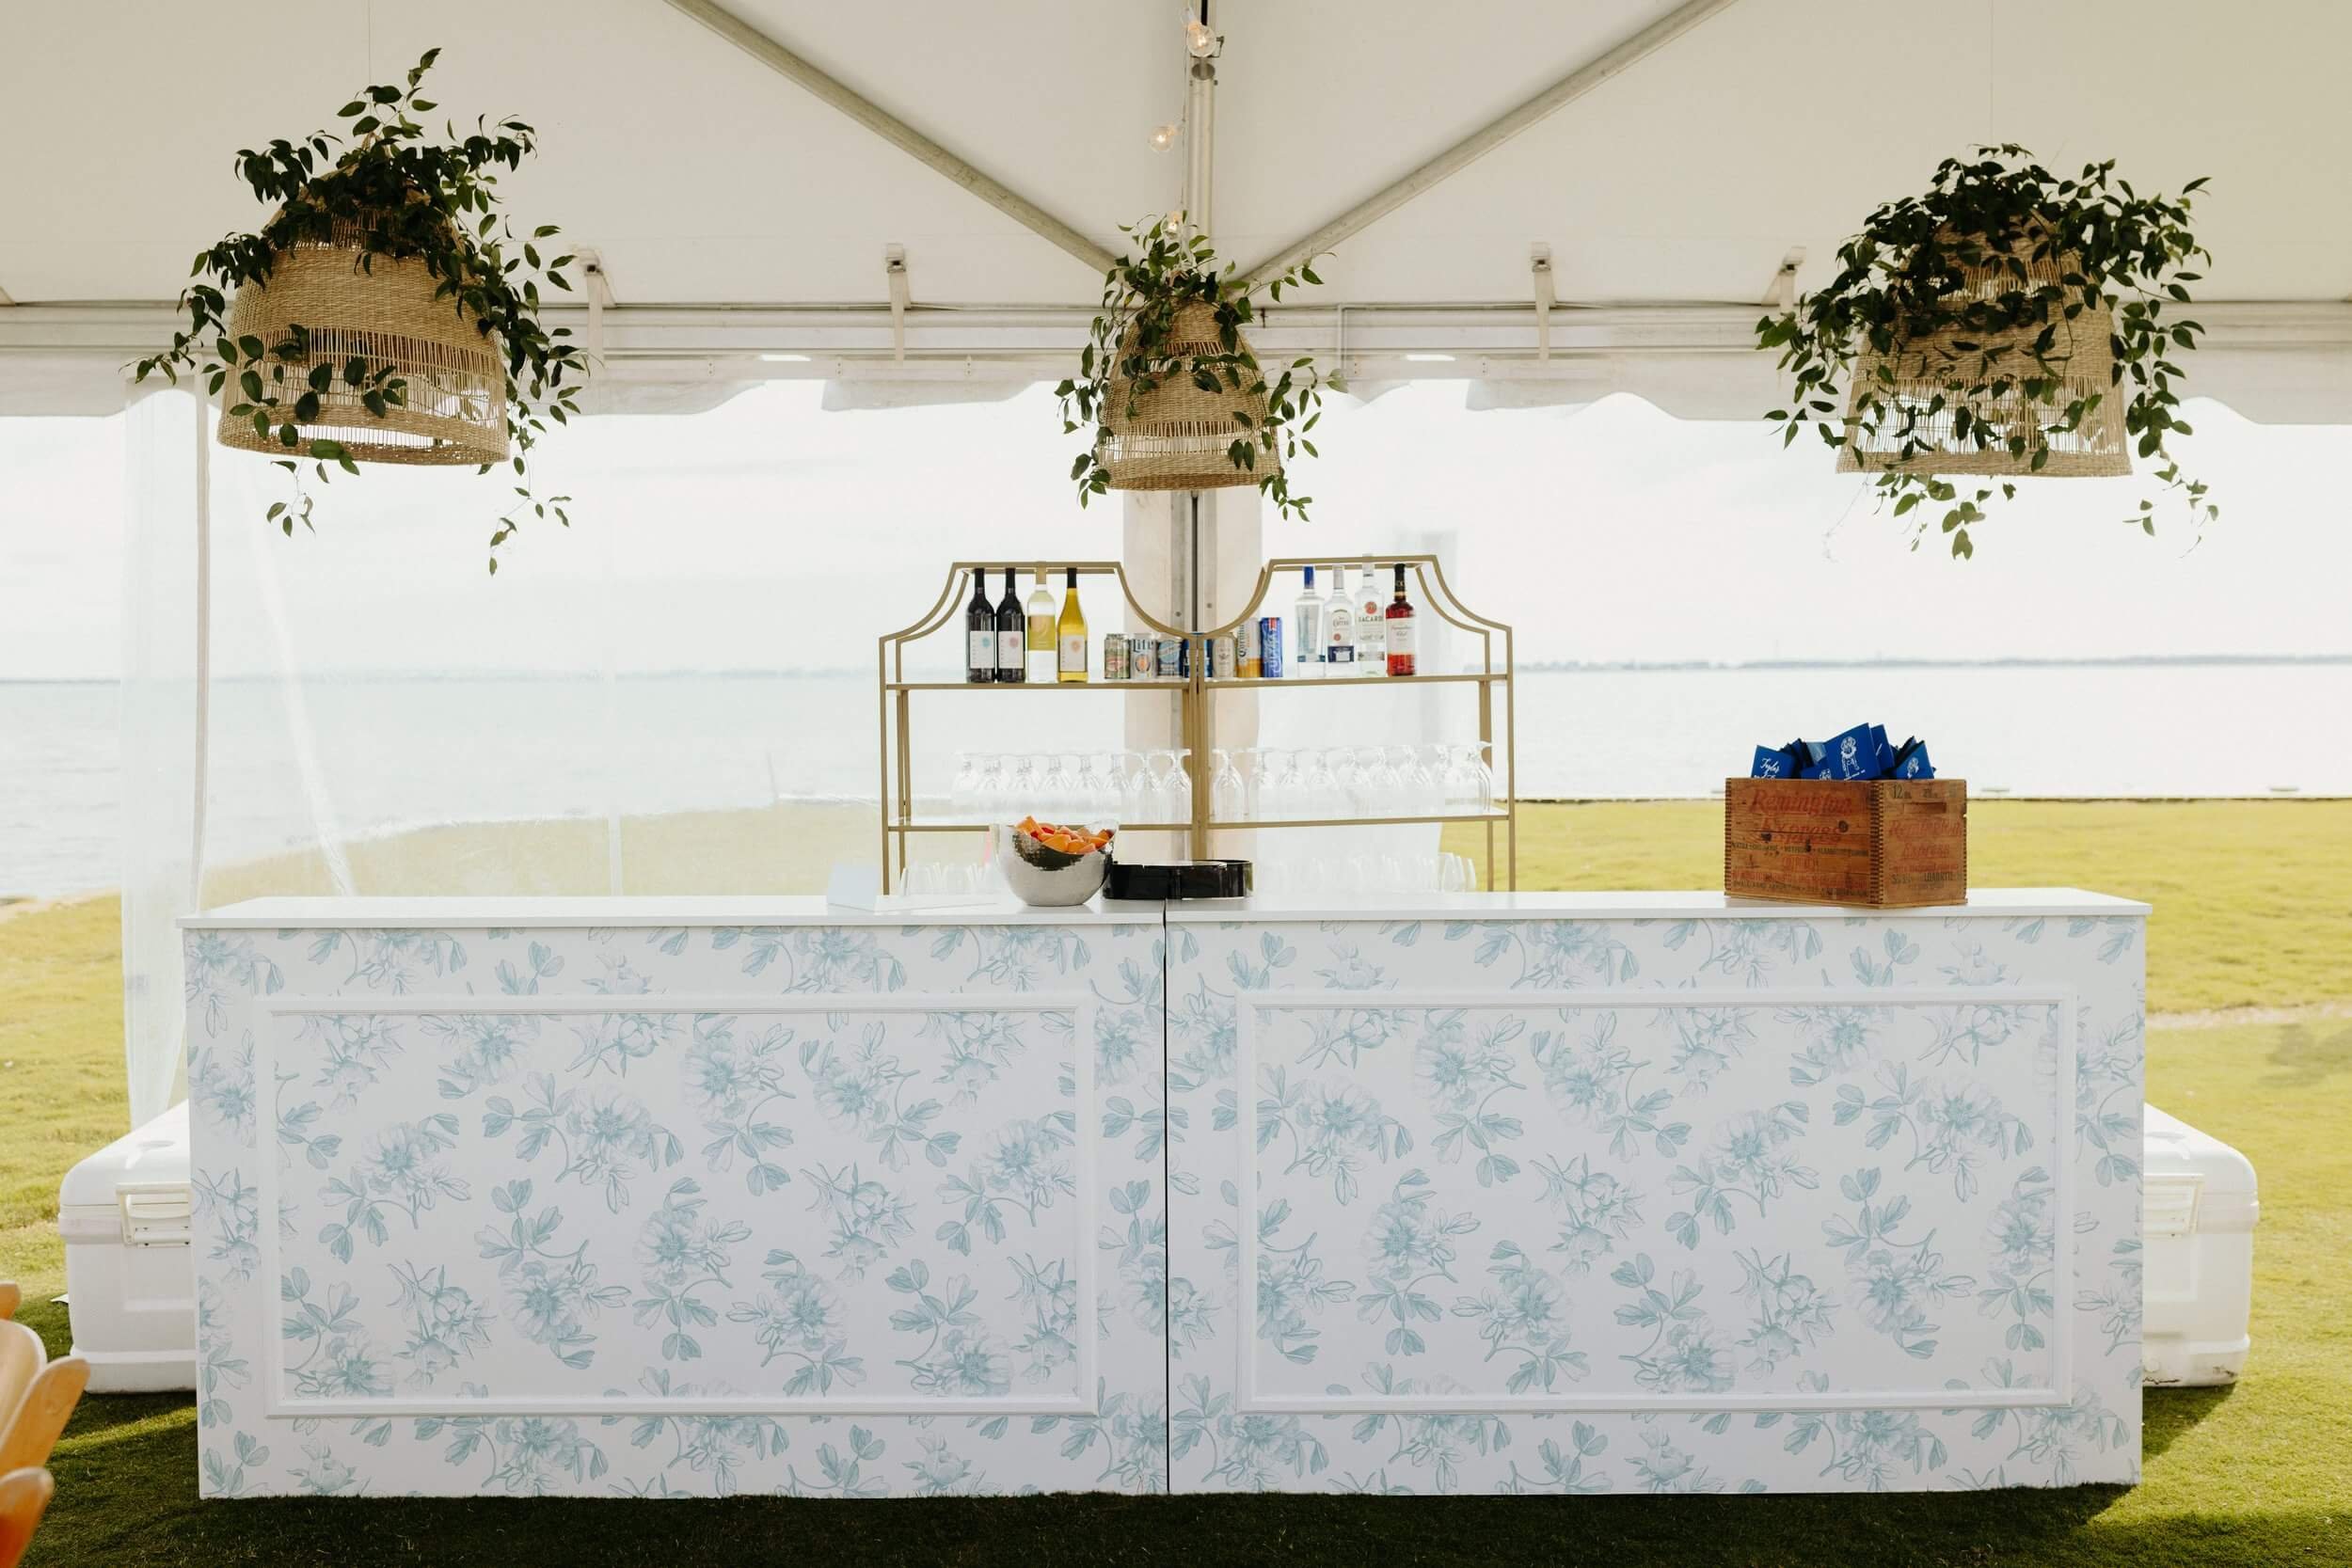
[1384,562,1417,676]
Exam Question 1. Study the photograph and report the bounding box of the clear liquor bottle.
[1323,565,1356,671]
[1291,564,1322,676]
[1355,566,1388,675]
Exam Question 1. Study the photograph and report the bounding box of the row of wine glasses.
[1205,743,1496,823]
[946,750,1194,827]
[1256,850,1483,896]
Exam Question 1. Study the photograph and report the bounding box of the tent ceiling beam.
[1238,0,1747,287]
[8,300,2348,361]
[659,0,1116,276]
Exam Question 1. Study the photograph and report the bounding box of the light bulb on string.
[1184,19,1216,57]
[1148,122,1178,151]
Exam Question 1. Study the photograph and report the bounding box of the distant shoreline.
[5,653,2349,686]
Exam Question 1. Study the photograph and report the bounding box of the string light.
[1148,122,1178,151]
[1184,19,1216,56]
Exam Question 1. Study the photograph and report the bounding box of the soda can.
[1102,632,1128,683]
[1210,633,1237,681]
[1155,636,1182,681]
[1126,634,1154,682]
[1257,616,1285,680]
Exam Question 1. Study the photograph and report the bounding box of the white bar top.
[1166,888,2149,921]
[178,895,1167,930]
[181,888,2147,930]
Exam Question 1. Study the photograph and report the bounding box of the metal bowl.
[993,824,1112,907]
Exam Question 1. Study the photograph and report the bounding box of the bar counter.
[182,890,2145,1497]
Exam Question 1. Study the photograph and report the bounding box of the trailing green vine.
[134,49,583,572]
[1757,146,2216,558]
[1056,214,1343,520]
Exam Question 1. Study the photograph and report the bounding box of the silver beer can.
[1126,634,1154,681]
[1210,633,1237,680]
[1154,636,1183,680]
[1103,632,1128,682]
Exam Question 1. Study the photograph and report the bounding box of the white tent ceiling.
[3,0,2348,414]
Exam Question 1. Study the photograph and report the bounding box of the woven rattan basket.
[1838,232,2127,478]
[215,217,508,467]
[1097,299,1277,492]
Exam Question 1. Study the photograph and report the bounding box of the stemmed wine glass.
[1083,751,1119,820]
[950,752,978,823]
[1118,751,1152,824]
[1210,749,1246,825]
[973,755,1007,824]
[1167,748,1195,826]
[1049,752,1084,820]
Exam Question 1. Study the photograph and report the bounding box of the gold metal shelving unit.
[877,553,1514,892]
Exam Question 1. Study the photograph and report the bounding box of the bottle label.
[970,631,993,669]
[1387,619,1415,657]
[1058,634,1087,674]
[1327,609,1353,643]
[996,630,1023,670]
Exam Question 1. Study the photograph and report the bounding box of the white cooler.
[56,1100,196,1393]
[2141,1102,2259,1387]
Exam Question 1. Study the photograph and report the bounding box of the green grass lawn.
[6,801,2349,1565]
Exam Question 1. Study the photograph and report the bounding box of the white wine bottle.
[1025,564,1056,680]
[1056,568,1089,682]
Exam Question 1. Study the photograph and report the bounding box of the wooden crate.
[1724,777,1967,907]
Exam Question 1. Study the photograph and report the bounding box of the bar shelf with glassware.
[877,553,1514,892]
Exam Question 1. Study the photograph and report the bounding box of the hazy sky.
[4,381,2348,682]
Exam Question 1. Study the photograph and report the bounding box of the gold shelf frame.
[876,553,1515,892]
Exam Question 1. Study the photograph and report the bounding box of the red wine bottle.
[1385,563,1417,676]
[965,569,995,684]
[994,567,1025,684]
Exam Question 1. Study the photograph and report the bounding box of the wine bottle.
[1025,564,1056,680]
[1056,567,1089,682]
[1385,563,1417,677]
[1323,564,1356,670]
[964,568,994,684]
[994,567,1025,684]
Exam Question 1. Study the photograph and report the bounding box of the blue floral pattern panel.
[1164,912,2144,1494]
[188,915,1171,1497]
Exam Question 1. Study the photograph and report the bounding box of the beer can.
[1102,632,1128,682]
[1125,634,1154,682]
[1257,616,1285,680]
[1210,633,1237,680]
[1154,636,1182,681]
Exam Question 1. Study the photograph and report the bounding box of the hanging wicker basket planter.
[1096,299,1279,493]
[1837,231,2127,479]
[215,215,508,467]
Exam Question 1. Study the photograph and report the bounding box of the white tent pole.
[190,387,210,906]
[660,0,1117,276]
[1238,0,1746,286]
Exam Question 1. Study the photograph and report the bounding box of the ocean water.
[3,661,2346,895]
